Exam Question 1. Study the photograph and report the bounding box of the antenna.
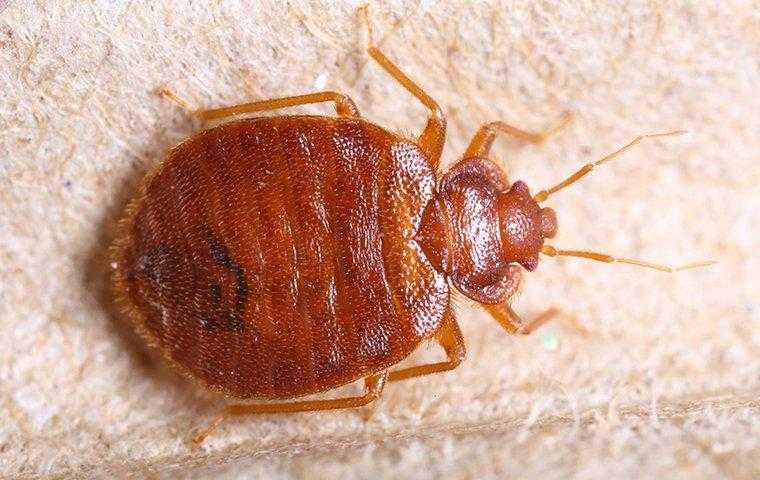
[541,245,715,273]
[533,130,686,203]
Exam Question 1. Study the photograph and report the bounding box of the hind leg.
[192,372,387,445]
[160,89,361,120]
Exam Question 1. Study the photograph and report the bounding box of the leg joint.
[327,91,360,116]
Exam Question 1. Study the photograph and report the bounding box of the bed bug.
[111,36,712,444]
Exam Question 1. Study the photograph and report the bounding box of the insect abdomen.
[114,116,448,399]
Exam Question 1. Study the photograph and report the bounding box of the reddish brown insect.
[111,41,711,443]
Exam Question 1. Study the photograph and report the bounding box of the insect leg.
[464,112,572,158]
[367,47,446,167]
[483,303,559,335]
[191,372,387,445]
[361,8,446,166]
[159,88,360,120]
[197,91,360,120]
[387,313,466,382]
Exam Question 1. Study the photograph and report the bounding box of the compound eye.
[520,254,539,271]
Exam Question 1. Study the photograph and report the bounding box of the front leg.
[483,303,559,335]
[464,112,572,158]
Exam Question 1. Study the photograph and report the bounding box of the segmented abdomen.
[115,116,448,399]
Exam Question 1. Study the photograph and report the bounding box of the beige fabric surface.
[1,1,758,478]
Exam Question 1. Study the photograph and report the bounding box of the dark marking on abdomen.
[200,228,250,333]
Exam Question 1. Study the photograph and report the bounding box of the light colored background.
[1,1,758,478]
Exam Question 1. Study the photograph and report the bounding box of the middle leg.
[362,7,446,166]
[388,313,466,382]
